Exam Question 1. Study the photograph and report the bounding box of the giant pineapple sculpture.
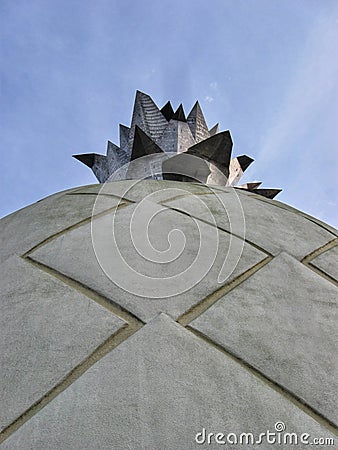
[0,92,336,449]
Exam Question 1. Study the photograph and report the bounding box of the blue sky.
[1,0,337,226]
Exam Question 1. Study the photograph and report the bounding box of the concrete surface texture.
[0,179,337,449]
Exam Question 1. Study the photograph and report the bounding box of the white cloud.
[205,96,214,103]
[258,12,338,166]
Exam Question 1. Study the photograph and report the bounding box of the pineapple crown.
[73,90,281,199]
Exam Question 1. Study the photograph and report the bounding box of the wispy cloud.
[204,96,214,103]
[258,11,338,166]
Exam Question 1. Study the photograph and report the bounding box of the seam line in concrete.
[66,189,214,205]
[23,255,143,325]
[159,191,216,204]
[0,255,144,444]
[160,204,272,258]
[186,327,338,436]
[22,201,131,258]
[302,238,338,263]
[177,256,272,326]
[301,238,338,287]
[0,322,142,444]
[241,192,338,237]
[66,192,136,203]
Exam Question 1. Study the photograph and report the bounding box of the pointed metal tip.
[187,130,233,176]
[237,155,254,171]
[72,153,95,168]
[247,182,262,190]
[253,188,282,199]
[106,140,116,154]
[187,100,202,118]
[223,130,233,146]
[131,125,164,160]
[237,182,262,191]
[172,104,186,122]
[160,101,174,121]
[209,123,219,135]
[134,124,142,137]
[135,90,149,100]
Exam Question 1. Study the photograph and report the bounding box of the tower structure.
[74,91,281,198]
[0,91,337,449]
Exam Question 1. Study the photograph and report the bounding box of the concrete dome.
[0,179,337,449]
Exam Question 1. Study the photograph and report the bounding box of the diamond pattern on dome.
[233,188,338,236]
[27,200,267,323]
[1,179,337,447]
[0,189,127,265]
[190,252,338,425]
[308,243,338,283]
[1,314,335,450]
[68,179,218,203]
[0,255,127,432]
[162,189,336,259]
